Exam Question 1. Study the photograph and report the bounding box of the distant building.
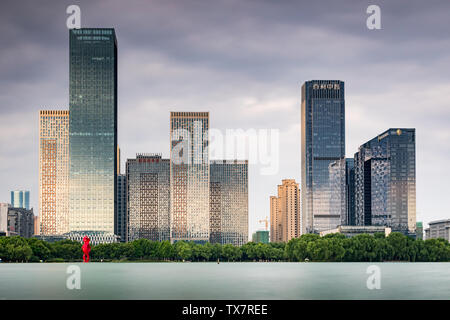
[416,222,423,240]
[301,80,346,234]
[426,219,450,242]
[210,160,248,246]
[126,154,170,242]
[320,225,391,238]
[270,179,301,242]
[64,231,119,246]
[33,216,40,236]
[252,230,269,244]
[354,129,416,235]
[10,191,30,210]
[0,203,11,233]
[7,207,34,238]
[116,174,127,242]
[345,158,356,225]
[39,110,69,235]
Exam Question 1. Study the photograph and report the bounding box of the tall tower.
[39,110,69,235]
[354,128,416,234]
[270,179,301,242]
[301,80,345,234]
[210,160,248,246]
[69,28,117,233]
[126,154,170,242]
[170,112,209,243]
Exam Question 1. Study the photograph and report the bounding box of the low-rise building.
[426,219,450,242]
[320,225,391,238]
[7,207,34,238]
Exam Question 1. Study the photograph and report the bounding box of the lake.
[0,262,449,300]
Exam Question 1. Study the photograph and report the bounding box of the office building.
[425,219,450,242]
[69,28,117,234]
[210,160,248,246]
[33,216,40,236]
[127,154,170,242]
[354,128,416,234]
[320,225,391,238]
[345,158,356,225]
[116,174,127,242]
[10,190,30,210]
[39,110,70,235]
[270,179,301,242]
[170,112,209,243]
[7,207,34,238]
[301,80,346,234]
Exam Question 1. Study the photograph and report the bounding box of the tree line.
[0,232,449,263]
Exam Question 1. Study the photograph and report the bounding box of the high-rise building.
[33,215,40,236]
[69,28,117,234]
[354,128,416,234]
[270,196,281,242]
[270,179,301,242]
[127,154,170,242]
[39,110,69,235]
[7,207,34,238]
[10,191,30,210]
[210,160,248,246]
[170,112,209,243]
[345,158,356,225]
[301,80,345,234]
[116,174,127,242]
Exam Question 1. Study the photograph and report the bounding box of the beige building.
[39,110,69,235]
[270,179,301,242]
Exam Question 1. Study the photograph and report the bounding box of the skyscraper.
[68,28,117,234]
[170,112,209,243]
[301,80,345,234]
[210,160,248,246]
[10,190,30,210]
[270,179,301,242]
[345,158,356,226]
[39,110,69,235]
[126,154,170,242]
[354,128,416,234]
[116,173,127,242]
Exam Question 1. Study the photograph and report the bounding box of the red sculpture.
[82,236,91,263]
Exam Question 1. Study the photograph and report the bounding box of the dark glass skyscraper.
[301,80,345,234]
[345,158,356,226]
[354,129,416,234]
[69,28,117,233]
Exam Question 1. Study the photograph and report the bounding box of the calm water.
[0,262,449,300]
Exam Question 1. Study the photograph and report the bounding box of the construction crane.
[258,217,269,231]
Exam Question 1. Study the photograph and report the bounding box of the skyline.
[1,0,450,237]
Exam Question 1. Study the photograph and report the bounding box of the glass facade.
[10,190,30,210]
[170,112,210,243]
[116,174,127,242]
[354,129,416,234]
[69,28,117,233]
[210,160,248,246]
[126,154,170,242]
[301,80,345,233]
[39,110,69,235]
[345,158,356,226]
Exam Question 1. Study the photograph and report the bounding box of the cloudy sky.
[1,0,449,235]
